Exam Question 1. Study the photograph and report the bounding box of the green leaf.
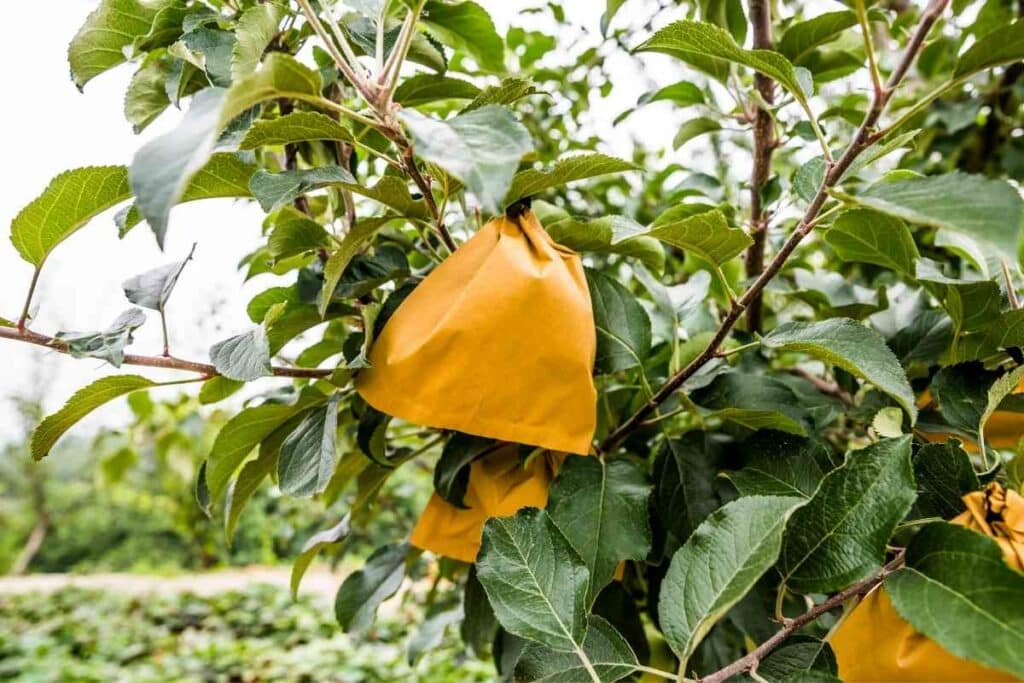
[540,208,665,274]
[694,373,811,436]
[290,516,349,598]
[461,76,539,112]
[778,436,916,594]
[911,440,979,519]
[547,456,652,604]
[761,319,916,422]
[660,495,805,666]
[209,326,273,381]
[953,20,1024,78]
[54,308,147,368]
[824,209,919,277]
[393,73,481,106]
[585,268,652,373]
[433,433,495,507]
[980,365,1024,448]
[181,27,236,87]
[400,105,532,213]
[477,507,589,652]
[117,153,257,236]
[11,166,131,266]
[757,636,838,682]
[199,377,244,406]
[840,172,1024,271]
[421,1,505,72]
[231,2,286,80]
[31,376,158,460]
[639,81,705,107]
[915,259,1001,335]
[790,269,886,319]
[267,208,330,262]
[68,0,183,89]
[278,397,340,498]
[335,542,410,633]
[125,56,174,133]
[777,11,858,62]
[239,111,354,149]
[249,166,356,212]
[636,21,813,113]
[951,309,1024,363]
[602,0,628,35]
[319,217,397,316]
[673,117,722,150]
[653,435,723,560]
[725,432,832,499]
[505,154,637,205]
[793,157,825,204]
[224,445,276,541]
[887,523,1024,679]
[515,615,638,683]
[930,363,1000,439]
[206,391,326,502]
[122,252,193,310]
[131,53,323,246]
[646,209,752,268]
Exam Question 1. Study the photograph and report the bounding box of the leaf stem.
[635,664,681,680]
[574,645,602,683]
[17,266,42,334]
[296,0,378,104]
[598,0,950,454]
[855,0,884,96]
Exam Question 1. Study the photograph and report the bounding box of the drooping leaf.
[249,166,357,212]
[267,208,330,262]
[117,153,257,235]
[840,172,1024,271]
[915,259,1001,335]
[476,507,589,652]
[659,495,805,666]
[778,436,916,594]
[181,27,236,87]
[585,268,652,373]
[54,308,147,368]
[231,2,286,80]
[400,105,533,213]
[224,445,276,541]
[434,433,495,507]
[240,111,354,149]
[335,542,410,633]
[319,217,398,316]
[124,55,175,133]
[547,456,652,604]
[205,390,327,501]
[130,53,323,246]
[122,252,193,310]
[421,1,505,72]
[11,167,131,266]
[515,615,638,683]
[505,154,637,206]
[461,567,498,657]
[209,326,273,381]
[646,209,752,268]
[31,376,158,460]
[673,117,722,150]
[278,396,340,497]
[911,440,979,520]
[824,209,919,277]
[408,604,465,665]
[290,515,350,598]
[887,523,1024,679]
[761,319,916,422]
[68,0,184,89]
[953,20,1024,79]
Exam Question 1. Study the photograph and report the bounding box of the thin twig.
[855,0,884,96]
[744,0,777,334]
[402,146,458,253]
[599,0,950,454]
[296,0,378,104]
[696,554,905,683]
[0,326,332,379]
[17,266,42,333]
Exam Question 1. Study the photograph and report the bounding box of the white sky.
[0,1,697,442]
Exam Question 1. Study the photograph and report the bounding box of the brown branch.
[744,0,777,334]
[599,0,950,454]
[401,145,458,253]
[0,326,332,379]
[697,554,904,683]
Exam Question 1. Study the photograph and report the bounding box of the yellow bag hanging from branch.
[830,482,1024,682]
[409,445,562,563]
[355,207,597,455]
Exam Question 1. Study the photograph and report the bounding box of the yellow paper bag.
[830,483,1024,682]
[409,445,561,563]
[356,210,597,455]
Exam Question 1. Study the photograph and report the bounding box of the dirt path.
[0,566,340,598]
